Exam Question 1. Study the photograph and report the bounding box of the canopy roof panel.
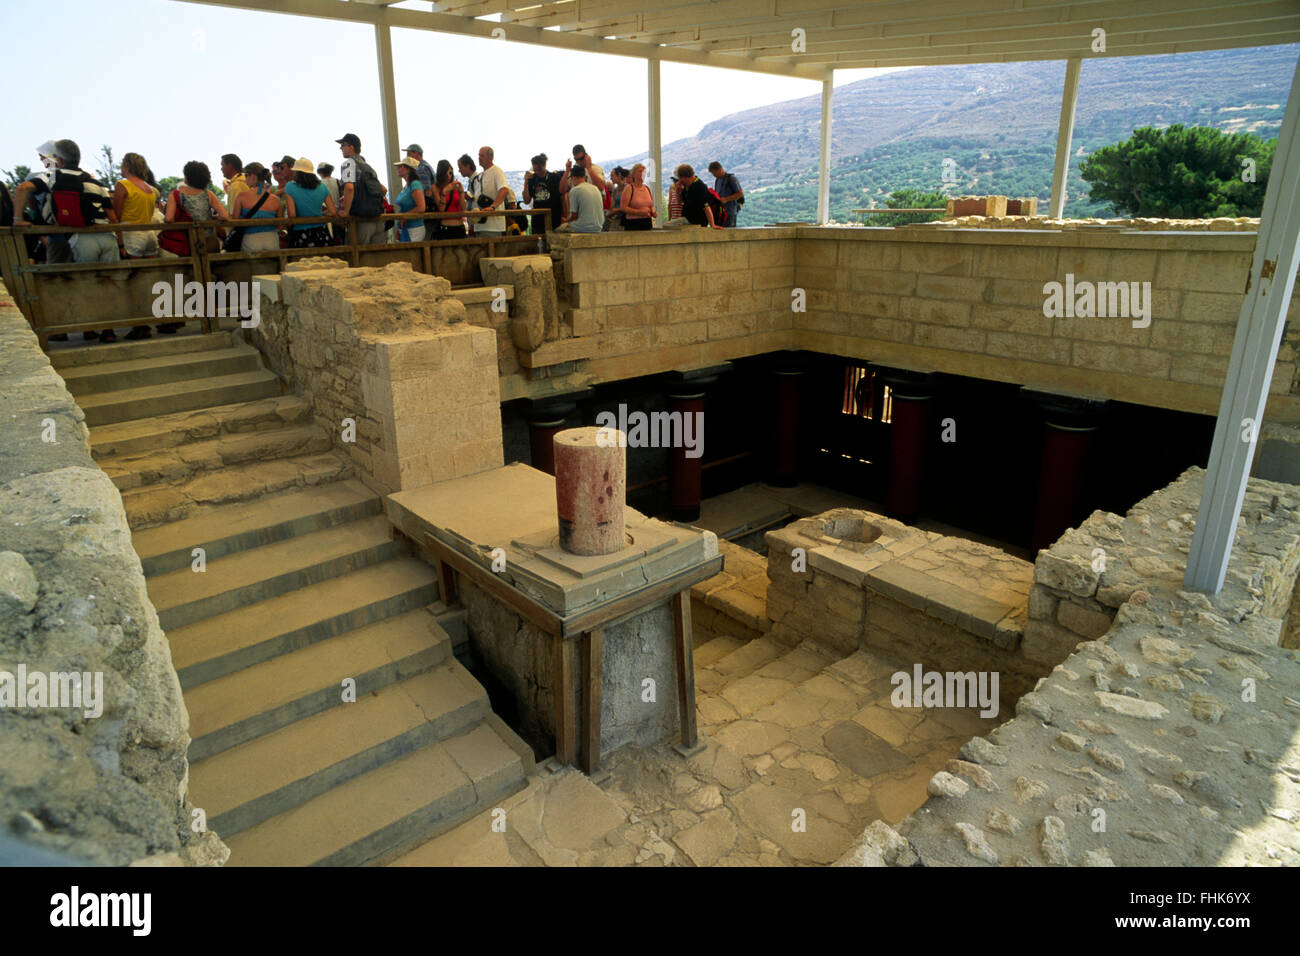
[182,0,1300,76]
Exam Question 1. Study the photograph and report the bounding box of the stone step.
[121,451,352,530]
[148,515,398,631]
[694,636,785,695]
[60,345,263,397]
[48,330,237,369]
[89,395,313,459]
[694,635,744,669]
[78,369,281,426]
[186,608,452,762]
[170,557,438,688]
[101,424,333,493]
[222,721,526,866]
[133,479,378,577]
[713,640,840,719]
[190,665,490,838]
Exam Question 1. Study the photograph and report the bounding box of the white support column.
[648,57,662,221]
[1049,57,1082,219]
[1185,57,1300,594]
[817,74,833,225]
[375,18,401,197]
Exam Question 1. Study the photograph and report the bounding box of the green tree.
[1079,124,1274,218]
[96,145,119,186]
[862,188,948,226]
[158,176,181,195]
[2,165,32,190]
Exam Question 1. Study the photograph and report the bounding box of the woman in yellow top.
[113,152,164,339]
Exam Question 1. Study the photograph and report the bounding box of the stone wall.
[253,261,502,494]
[540,227,1300,423]
[839,466,1300,867]
[0,291,225,865]
[764,509,1037,710]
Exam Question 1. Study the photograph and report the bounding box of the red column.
[529,416,566,476]
[527,395,584,476]
[668,389,705,522]
[772,369,803,488]
[1027,390,1106,552]
[882,371,935,522]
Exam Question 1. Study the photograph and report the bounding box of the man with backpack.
[335,133,387,245]
[708,161,744,228]
[674,164,723,229]
[14,139,119,262]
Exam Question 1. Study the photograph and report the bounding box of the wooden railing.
[0,209,548,347]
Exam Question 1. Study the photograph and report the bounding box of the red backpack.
[704,186,729,227]
[50,168,99,227]
[158,190,192,256]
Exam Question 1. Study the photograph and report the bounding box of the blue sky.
[4,0,906,182]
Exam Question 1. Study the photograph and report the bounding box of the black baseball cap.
[336,133,361,149]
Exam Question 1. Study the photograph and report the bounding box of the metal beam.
[1049,57,1082,219]
[168,0,828,79]
[648,57,662,223]
[375,17,402,198]
[1185,55,1300,594]
[817,74,833,225]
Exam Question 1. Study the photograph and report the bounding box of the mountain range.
[602,43,1299,223]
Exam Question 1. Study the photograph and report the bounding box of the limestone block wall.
[794,227,1300,421]
[764,510,1036,709]
[0,291,226,865]
[253,262,502,494]
[542,227,1300,423]
[840,466,1300,867]
[545,229,798,385]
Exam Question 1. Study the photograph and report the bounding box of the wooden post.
[580,627,603,773]
[817,73,834,225]
[671,590,699,753]
[554,634,575,766]
[436,560,457,607]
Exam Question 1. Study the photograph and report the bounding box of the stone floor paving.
[387,637,998,866]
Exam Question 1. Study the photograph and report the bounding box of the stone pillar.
[1025,389,1107,553]
[554,426,626,555]
[666,364,728,523]
[771,352,805,488]
[526,389,590,476]
[880,367,936,523]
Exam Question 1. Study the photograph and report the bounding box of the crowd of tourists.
[3,136,744,342]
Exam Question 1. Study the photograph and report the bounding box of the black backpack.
[350,156,384,217]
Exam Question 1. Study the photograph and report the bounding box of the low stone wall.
[253,261,502,494]
[764,510,1036,709]
[0,291,225,865]
[690,539,770,645]
[839,466,1300,867]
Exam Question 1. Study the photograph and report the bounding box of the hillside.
[609,44,1298,223]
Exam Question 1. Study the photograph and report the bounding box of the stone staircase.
[58,333,532,866]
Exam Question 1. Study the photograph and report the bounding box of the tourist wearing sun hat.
[283,157,336,248]
[392,156,427,243]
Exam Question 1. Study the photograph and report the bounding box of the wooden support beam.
[671,590,699,753]
[580,627,603,773]
[375,16,402,198]
[648,57,662,224]
[1185,55,1300,593]
[554,633,576,766]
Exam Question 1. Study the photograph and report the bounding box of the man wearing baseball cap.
[335,133,387,246]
